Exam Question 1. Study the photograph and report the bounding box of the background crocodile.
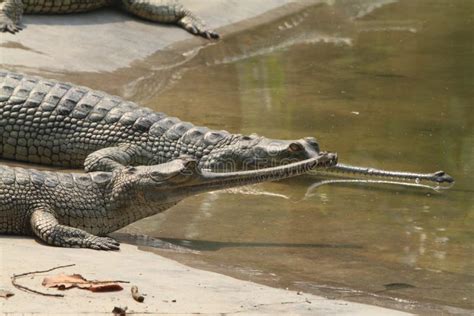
[0,153,336,250]
[0,71,453,184]
[0,0,219,39]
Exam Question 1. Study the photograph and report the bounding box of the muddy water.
[113,0,473,313]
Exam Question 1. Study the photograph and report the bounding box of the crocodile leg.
[30,207,120,250]
[84,144,145,172]
[0,0,23,33]
[120,0,219,39]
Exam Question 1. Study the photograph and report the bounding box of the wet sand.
[0,237,410,315]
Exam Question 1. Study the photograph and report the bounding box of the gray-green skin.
[0,0,219,39]
[0,71,454,184]
[0,153,336,250]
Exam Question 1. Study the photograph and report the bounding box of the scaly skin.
[0,71,321,172]
[0,0,219,39]
[0,71,454,184]
[0,154,337,250]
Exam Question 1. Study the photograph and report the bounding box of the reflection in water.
[217,186,290,200]
[304,178,453,197]
[154,237,362,251]
[184,191,219,240]
[113,231,363,251]
[115,0,472,313]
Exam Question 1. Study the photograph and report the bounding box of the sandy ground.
[0,237,411,315]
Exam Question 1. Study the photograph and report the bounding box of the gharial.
[0,0,219,39]
[0,70,454,184]
[0,154,336,250]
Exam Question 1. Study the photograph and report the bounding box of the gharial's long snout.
[303,137,454,184]
[323,163,454,184]
[188,151,338,193]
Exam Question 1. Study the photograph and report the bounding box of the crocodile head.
[201,135,321,172]
[134,151,337,204]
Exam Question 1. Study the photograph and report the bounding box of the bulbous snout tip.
[433,170,454,183]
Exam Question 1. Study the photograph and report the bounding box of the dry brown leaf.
[0,289,14,299]
[42,274,87,289]
[88,283,124,292]
[42,273,124,292]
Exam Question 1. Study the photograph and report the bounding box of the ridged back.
[0,71,231,167]
[23,0,112,14]
[0,164,112,189]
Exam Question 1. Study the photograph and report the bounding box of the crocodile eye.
[288,142,304,153]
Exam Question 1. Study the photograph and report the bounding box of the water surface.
[116,0,472,313]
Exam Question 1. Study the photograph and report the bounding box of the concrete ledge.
[0,237,410,315]
[0,0,318,73]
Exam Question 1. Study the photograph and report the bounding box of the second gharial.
[0,154,336,250]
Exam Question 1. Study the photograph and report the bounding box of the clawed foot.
[432,171,454,184]
[0,17,22,34]
[196,28,220,40]
[87,236,120,251]
[178,16,219,40]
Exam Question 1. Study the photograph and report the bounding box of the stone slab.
[0,0,308,72]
